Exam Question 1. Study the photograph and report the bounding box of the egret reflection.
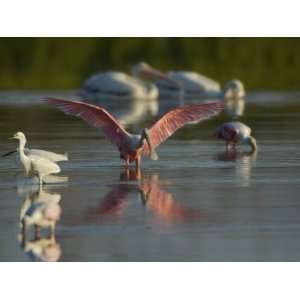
[17,185,62,261]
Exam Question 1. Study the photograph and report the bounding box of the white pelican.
[215,122,257,152]
[80,62,180,102]
[155,71,245,100]
[9,132,64,185]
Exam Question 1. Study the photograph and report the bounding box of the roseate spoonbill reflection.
[9,132,66,186]
[87,170,206,224]
[87,169,140,222]
[46,98,224,169]
[80,62,181,102]
[140,175,206,224]
[215,122,257,152]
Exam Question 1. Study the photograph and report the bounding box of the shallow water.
[0,91,300,261]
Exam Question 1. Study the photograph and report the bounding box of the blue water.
[0,91,300,261]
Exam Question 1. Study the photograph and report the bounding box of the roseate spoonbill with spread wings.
[155,71,245,100]
[46,98,224,169]
[215,122,257,152]
[80,62,181,102]
[9,132,64,185]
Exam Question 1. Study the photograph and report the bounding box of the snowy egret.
[9,132,63,185]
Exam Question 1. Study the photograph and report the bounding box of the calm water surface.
[0,91,300,261]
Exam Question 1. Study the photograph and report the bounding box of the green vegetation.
[0,37,299,90]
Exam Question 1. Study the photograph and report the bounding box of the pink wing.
[143,101,224,155]
[45,98,130,149]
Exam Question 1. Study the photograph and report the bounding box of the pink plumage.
[46,98,129,149]
[45,98,224,168]
[143,101,224,155]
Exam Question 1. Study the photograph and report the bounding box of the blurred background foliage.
[0,37,299,90]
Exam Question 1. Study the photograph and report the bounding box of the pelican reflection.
[224,97,245,119]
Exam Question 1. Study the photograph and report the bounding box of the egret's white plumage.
[20,185,62,236]
[23,148,68,162]
[10,132,63,185]
[20,237,62,262]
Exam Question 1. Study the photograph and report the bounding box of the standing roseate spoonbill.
[9,132,64,186]
[80,62,181,102]
[45,98,224,169]
[215,122,257,152]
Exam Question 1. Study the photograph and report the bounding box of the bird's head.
[246,136,257,152]
[141,128,159,161]
[131,62,181,89]
[131,61,151,78]
[10,131,26,142]
[223,79,245,99]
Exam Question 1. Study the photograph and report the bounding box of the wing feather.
[143,101,224,155]
[45,98,130,149]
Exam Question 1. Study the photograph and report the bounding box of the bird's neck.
[18,138,30,173]
[18,137,26,152]
[146,83,159,100]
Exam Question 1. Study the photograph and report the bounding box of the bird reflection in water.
[18,185,62,261]
[118,97,159,128]
[216,150,257,187]
[224,97,245,119]
[140,174,206,224]
[87,169,206,224]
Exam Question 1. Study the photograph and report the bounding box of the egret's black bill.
[1,150,16,158]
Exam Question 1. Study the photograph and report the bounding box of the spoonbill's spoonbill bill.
[10,132,64,185]
[80,62,181,102]
[215,122,257,152]
[46,98,224,169]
